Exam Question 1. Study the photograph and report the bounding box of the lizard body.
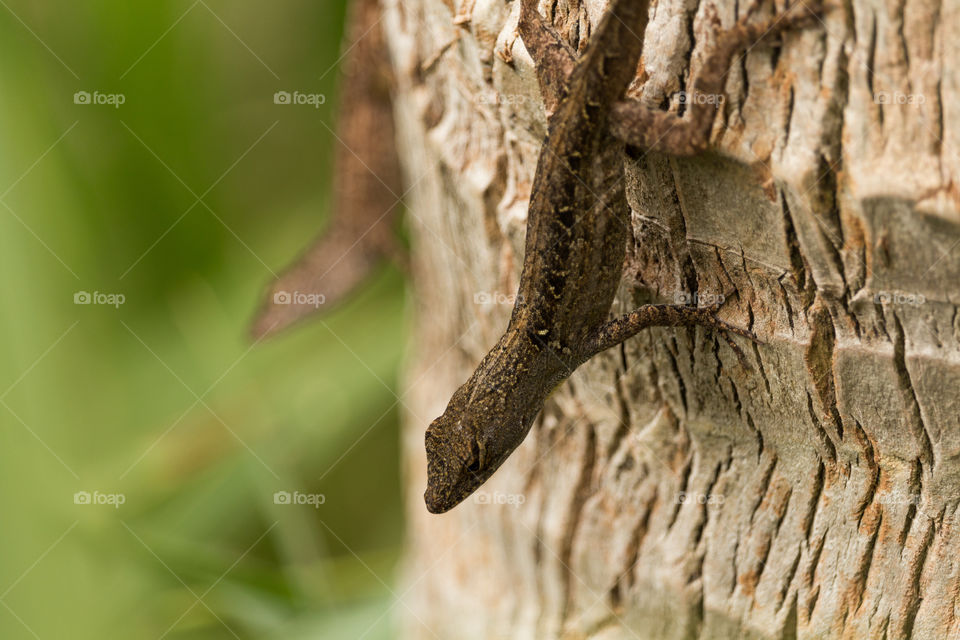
[245,0,820,514]
[424,0,821,513]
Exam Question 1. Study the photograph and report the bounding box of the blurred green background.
[0,1,407,638]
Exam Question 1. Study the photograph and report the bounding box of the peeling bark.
[385,0,960,637]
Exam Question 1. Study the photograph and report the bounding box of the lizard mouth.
[423,427,457,513]
[423,485,449,514]
[423,427,484,514]
[423,469,483,514]
[423,457,460,514]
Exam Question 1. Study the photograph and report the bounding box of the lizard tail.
[250,227,390,340]
[250,0,403,341]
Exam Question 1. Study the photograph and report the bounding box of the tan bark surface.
[384,0,960,637]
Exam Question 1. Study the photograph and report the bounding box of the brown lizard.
[423,0,823,513]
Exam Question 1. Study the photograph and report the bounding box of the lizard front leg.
[610,0,824,154]
[581,300,758,365]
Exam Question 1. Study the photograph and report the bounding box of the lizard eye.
[464,439,484,474]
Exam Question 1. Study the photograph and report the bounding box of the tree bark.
[383,0,960,637]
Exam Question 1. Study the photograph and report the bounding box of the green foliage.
[0,1,405,637]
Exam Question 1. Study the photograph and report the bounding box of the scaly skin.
[424,0,822,514]
[425,0,652,514]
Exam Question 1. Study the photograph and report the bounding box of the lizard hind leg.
[609,0,825,154]
[517,0,578,116]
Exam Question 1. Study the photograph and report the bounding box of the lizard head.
[423,375,539,514]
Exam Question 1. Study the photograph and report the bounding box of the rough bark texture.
[383,0,960,637]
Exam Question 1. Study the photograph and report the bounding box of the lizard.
[252,0,403,340]
[423,0,823,514]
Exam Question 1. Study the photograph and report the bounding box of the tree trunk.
[383,0,960,637]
